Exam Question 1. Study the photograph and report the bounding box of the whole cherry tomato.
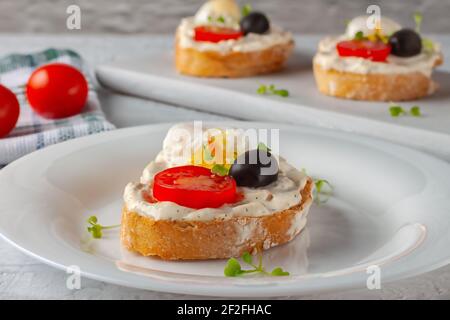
[336,40,391,62]
[153,165,237,209]
[26,63,88,119]
[194,26,243,43]
[0,84,20,138]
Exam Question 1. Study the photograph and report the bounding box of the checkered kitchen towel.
[0,48,115,167]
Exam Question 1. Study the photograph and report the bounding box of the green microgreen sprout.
[302,168,333,204]
[87,216,120,239]
[224,251,289,277]
[211,164,229,176]
[389,104,422,117]
[217,15,225,24]
[422,38,434,51]
[412,12,435,52]
[410,105,422,117]
[257,84,289,98]
[242,4,252,17]
[389,105,407,117]
[208,15,226,24]
[414,12,423,33]
[314,179,333,204]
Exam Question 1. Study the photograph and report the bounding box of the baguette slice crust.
[175,38,294,78]
[313,55,443,101]
[121,178,313,260]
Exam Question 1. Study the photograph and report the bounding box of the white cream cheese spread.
[313,16,442,76]
[123,123,309,222]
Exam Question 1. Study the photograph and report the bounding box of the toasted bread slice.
[313,55,443,101]
[174,38,294,78]
[121,177,313,260]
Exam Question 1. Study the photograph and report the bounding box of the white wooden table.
[1,35,450,300]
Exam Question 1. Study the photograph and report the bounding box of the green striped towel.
[0,48,115,167]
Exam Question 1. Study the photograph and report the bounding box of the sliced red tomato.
[336,40,391,62]
[153,165,237,209]
[194,26,243,43]
[0,84,20,138]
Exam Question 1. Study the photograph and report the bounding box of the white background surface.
[1,35,450,299]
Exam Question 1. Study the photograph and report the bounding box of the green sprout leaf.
[242,251,253,265]
[389,104,423,117]
[257,84,289,98]
[313,179,333,205]
[257,142,271,152]
[86,215,120,239]
[224,252,290,277]
[274,89,289,97]
[242,4,252,17]
[87,215,98,224]
[87,225,102,239]
[217,16,225,24]
[354,31,365,40]
[414,12,423,33]
[300,168,334,204]
[211,164,229,176]
[257,85,267,94]
[271,267,290,276]
[224,258,243,277]
[315,179,333,194]
[422,38,434,51]
[410,106,422,117]
[389,105,406,117]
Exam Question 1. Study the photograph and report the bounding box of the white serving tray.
[96,36,450,160]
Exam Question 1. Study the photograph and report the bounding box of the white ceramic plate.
[1,122,450,297]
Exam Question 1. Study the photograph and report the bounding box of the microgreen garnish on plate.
[211,164,229,176]
[241,4,252,17]
[389,105,407,117]
[313,179,333,204]
[224,251,289,277]
[389,104,422,117]
[315,179,333,194]
[257,142,271,152]
[302,168,333,204]
[410,106,422,117]
[257,84,289,98]
[87,215,120,239]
